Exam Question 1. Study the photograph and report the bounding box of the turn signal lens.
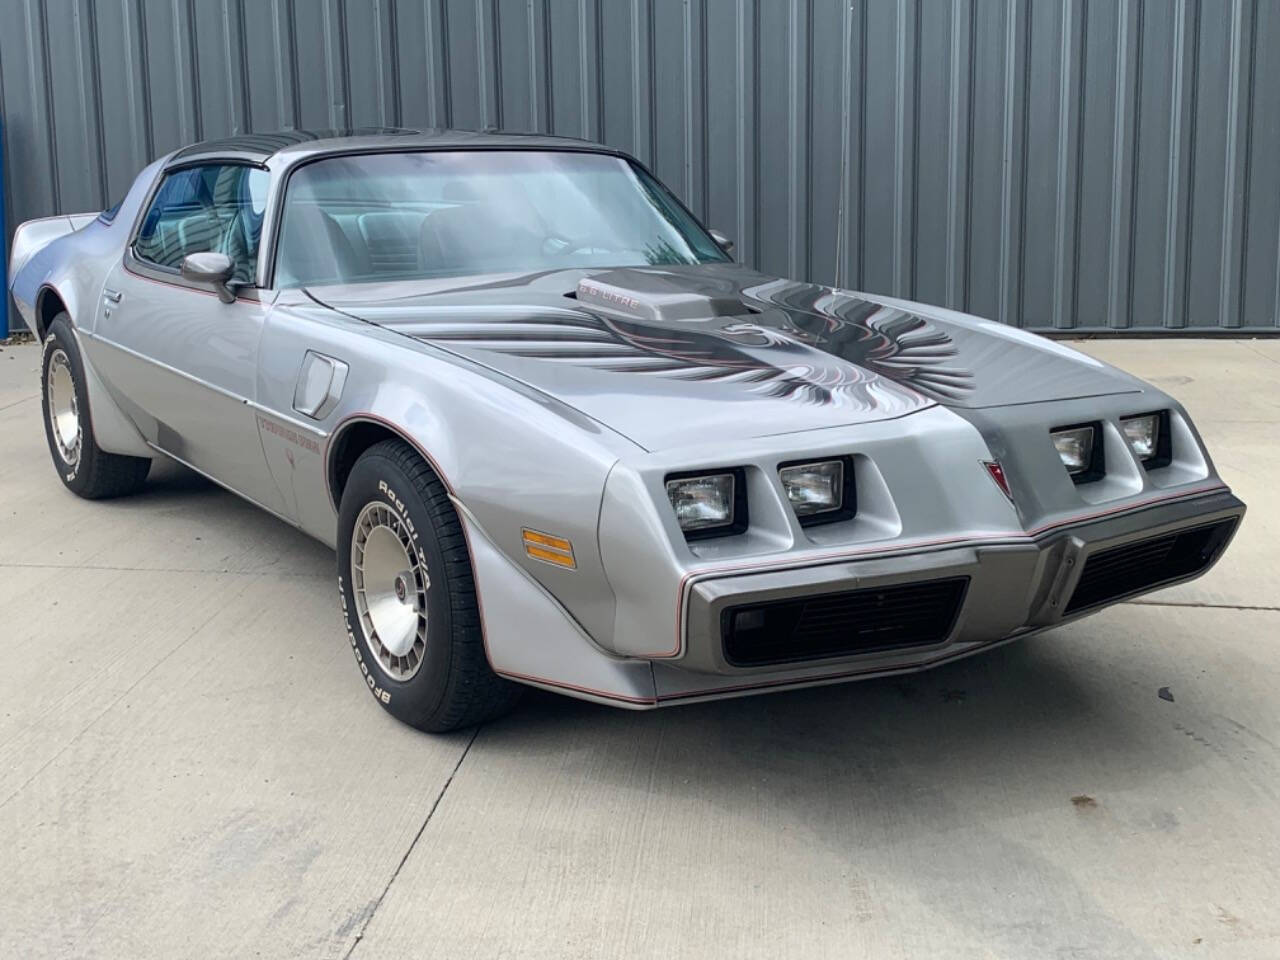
[1051,426,1095,476]
[779,460,844,517]
[1121,413,1160,461]
[665,473,736,532]
[522,529,576,569]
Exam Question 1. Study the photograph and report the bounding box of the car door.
[86,160,291,518]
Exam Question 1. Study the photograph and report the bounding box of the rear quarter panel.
[8,160,164,459]
[9,158,162,339]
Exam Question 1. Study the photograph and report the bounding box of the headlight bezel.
[778,456,857,526]
[1050,421,1106,484]
[664,467,748,540]
[1120,410,1172,469]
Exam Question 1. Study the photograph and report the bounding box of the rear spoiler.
[8,212,99,282]
[7,213,99,335]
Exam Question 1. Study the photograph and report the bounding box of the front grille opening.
[1064,518,1238,614]
[722,577,969,668]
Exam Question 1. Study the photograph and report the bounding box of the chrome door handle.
[102,288,123,304]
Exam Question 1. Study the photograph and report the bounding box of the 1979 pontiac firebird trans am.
[8,128,1245,732]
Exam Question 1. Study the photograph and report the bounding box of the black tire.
[336,439,521,732]
[41,314,151,499]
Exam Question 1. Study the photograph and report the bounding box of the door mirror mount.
[709,229,735,255]
[181,252,237,304]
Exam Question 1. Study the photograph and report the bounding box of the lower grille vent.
[723,577,969,667]
[1065,519,1238,614]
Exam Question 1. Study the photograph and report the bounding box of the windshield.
[273,150,728,287]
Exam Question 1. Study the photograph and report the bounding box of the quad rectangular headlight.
[665,472,738,535]
[779,460,845,520]
[1121,412,1164,464]
[1050,425,1097,478]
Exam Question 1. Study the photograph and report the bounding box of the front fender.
[255,300,642,650]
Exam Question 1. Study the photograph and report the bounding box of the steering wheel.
[541,233,599,258]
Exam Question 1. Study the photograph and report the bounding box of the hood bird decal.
[749,282,975,402]
[413,276,973,411]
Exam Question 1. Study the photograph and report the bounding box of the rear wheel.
[336,438,521,732]
[41,314,151,499]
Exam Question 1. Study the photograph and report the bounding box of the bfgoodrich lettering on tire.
[336,438,521,732]
[41,314,151,499]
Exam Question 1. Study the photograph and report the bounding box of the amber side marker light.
[522,529,577,569]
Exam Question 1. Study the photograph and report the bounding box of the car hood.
[310,263,1140,451]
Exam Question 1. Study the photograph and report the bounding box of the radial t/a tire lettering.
[336,438,521,732]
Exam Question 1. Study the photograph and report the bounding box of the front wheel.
[336,439,521,732]
[41,314,151,499]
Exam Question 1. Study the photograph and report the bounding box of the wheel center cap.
[394,574,409,604]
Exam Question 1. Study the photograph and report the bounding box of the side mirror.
[181,252,236,304]
[709,229,735,255]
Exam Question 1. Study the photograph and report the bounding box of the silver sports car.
[8,128,1245,732]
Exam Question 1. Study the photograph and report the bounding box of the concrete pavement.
[0,337,1276,959]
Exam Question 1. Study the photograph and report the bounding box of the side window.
[133,164,270,284]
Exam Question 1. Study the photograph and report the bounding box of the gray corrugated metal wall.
[3,0,1278,333]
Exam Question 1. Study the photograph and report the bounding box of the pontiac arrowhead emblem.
[983,460,1014,503]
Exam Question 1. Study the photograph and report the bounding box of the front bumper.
[476,484,1242,709]
[485,394,1244,708]
[650,487,1242,699]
